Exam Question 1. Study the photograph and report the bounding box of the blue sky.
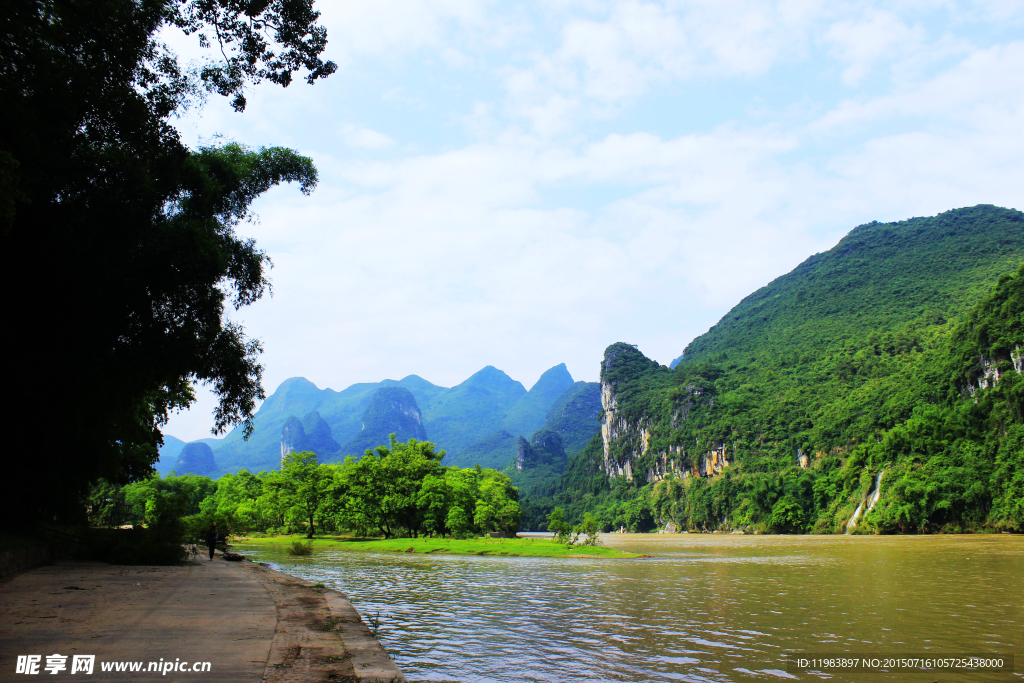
[164,0,1024,441]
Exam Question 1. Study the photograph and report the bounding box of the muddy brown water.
[237,534,1024,683]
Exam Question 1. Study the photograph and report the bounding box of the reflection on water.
[237,534,1024,683]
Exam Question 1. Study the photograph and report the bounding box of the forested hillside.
[546,205,1024,534]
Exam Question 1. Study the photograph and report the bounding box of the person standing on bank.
[206,522,218,560]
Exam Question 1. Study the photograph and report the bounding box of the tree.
[275,451,331,538]
[546,507,572,544]
[768,495,807,534]
[573,513,601,546]
[0,0,335,525]
[416,473,453,537]
[474,472,521,536]
[342,436,446,538]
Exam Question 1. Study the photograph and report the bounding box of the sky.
[163,0,1024,442]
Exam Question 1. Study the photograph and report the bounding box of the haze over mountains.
[158,363,601,476]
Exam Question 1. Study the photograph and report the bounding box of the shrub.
[288,540,314,556]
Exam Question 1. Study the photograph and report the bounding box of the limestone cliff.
[598,343,729,483]
[280,411,341,462]
[514,430,567,471]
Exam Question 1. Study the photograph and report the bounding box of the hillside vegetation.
[548,205,1024,534]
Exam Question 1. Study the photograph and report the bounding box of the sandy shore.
[0,555,405,682]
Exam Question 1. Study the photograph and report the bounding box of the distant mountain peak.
[529,363,573,392]
[343,386,427,458]
[280,411,340,462]
[463,365,524,391]
[174,442,217,476]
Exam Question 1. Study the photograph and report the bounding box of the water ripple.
[238,534,1024,682]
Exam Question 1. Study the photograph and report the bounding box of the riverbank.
[241,535,646,558]
[0,556,405,682]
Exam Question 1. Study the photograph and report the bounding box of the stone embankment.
[0,543,54,578]
[0,555,405,682]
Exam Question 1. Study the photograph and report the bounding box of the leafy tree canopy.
[1,0,334,525]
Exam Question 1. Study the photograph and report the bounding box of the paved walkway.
[0,557,405,683]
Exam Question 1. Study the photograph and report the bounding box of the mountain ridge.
[169,363,592,475]
[548,204,1024,534]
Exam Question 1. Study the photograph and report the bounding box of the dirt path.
[0,558,405,683]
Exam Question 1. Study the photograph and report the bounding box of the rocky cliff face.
[514,430,567,471]
[280,416,304,461]
[280,412,341,462]
[598,343,729,483]
[963,347,1024,397]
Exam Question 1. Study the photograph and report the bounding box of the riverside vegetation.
[87,436,524,556]
[87,436,636,561]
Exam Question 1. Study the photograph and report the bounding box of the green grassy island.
[240,535,645,559]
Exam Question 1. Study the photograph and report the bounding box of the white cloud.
[339,124,397,150]
[825,9,925,85]
[316,0,489,68]
[813,41,1024,131]
[163,0,1024,441]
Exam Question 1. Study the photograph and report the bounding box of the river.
[237,534,1023,682]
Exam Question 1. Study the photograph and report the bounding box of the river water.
[237,534,1023,683]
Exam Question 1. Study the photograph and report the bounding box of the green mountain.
[209,375,441,473]
[174,442,217,476]
[446,430,519,469]
[183,363,580,474]
[501,363,575,437]
[420,366,528,454]
[550,205,1024,534]
[447,380,602,469]
[343,387,428,457]
[539,381,601,456]
[156,435,186,475]
[280,411,342,461]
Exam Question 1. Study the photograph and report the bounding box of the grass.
[239,534,646,559]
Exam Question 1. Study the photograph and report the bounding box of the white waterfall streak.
[845,470,884,534]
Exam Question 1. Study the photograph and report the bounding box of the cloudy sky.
[164,0,1024,441]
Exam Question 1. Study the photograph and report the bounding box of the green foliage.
[288,540,314,556]
[272,451,333,538]
[768,496,807,533]
[539,207,1024,534]
[88,433,528,550]
[546,507,573,544]
[2,0,333,526]
[573,513,602,546]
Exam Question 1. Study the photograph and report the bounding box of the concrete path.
[0,558,405,683]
